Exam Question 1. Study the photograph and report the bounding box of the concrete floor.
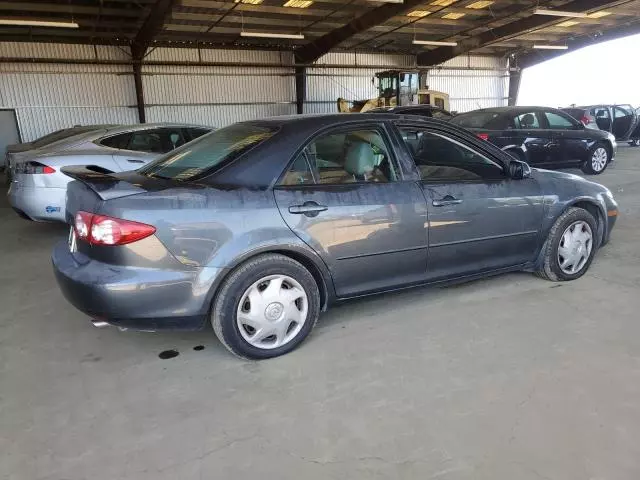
[1,148,640,480]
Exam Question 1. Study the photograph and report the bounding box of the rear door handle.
[288,201,328,217]
[432,196,463,207]
[127,159,145,164]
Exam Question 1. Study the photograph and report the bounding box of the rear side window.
[280,129,398,186]
[139,124,277,181]
[100,133,132,150]
[129,131,164,153]
[451,111,503,129]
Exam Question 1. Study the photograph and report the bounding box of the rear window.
[138,124,277,181]
[450,111,503,129]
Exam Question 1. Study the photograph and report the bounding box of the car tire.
[581,143,609,175]
[629,139,640,147]
[212,253,320,360]
[536,207,598,282]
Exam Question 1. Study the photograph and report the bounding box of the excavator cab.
[338,70,450,113]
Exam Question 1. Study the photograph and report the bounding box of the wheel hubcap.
[237,275,308,350]
[591,148,608,172]
[557,221,593,275]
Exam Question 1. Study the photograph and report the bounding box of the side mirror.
[508,159,531,180]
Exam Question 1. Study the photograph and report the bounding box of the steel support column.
[295,67,306,115]
[133,62,146,123]
[508,69,522,106]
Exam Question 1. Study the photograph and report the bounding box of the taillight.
[15,161,55,174]
[477,133,489,141]
[74,211,156,246]
[581,116,591,125]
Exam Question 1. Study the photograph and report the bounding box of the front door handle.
[288,201,328,217]
[127,159,145,164]
[432,196,463,207]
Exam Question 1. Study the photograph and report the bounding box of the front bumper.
[7,182,66,222]
[52,241,228,331]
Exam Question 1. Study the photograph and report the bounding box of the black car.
[369,104,453,120]
[450,106,617,175]
[562,104,640,146]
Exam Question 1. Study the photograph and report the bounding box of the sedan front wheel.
[537,207,598,282]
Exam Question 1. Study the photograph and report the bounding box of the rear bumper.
[52,241,228,331]
[7,183,66,222]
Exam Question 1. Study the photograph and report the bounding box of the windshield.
[451,111,502,129]
[139,124,277,181]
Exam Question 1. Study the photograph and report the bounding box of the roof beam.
[131,0,177,59]
[294,0,429,64]
[417,0,631,66]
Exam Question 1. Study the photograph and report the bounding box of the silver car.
[8,123,212,222]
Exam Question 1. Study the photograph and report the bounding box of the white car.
[8,123,212,222]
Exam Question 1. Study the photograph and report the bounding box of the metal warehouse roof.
[0,0,639,67]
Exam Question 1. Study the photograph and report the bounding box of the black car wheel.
[581,143,609,175]
[537,207,598,282]
[212,253,320,359]
[629,139,640,147]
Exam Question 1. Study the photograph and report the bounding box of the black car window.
[513,112,540,129]
[281,129,398,185]
[139,124,277,181]
[593,107,610,119]
[450,111,503,129]
[128,130,165,153]
[100,133,132,150]
[158,127,187,153]
[399,128,503,182]
[544,111,576,130]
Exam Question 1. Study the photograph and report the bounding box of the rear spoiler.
[62,165,146,201]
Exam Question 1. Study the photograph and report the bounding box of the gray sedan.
[8,123,211,222]
[52,114,618,359]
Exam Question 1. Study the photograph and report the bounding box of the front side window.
[139,124,277,181]
[399,127,503,182]
[280,129,398,186]
[544,111,575,129]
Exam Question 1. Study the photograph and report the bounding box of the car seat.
[343,141,387,183]
[521,113,536,129]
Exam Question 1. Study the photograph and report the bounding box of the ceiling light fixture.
[430,0,456,6]
[413,39,458,46]
[442,12,465,19]
[557,20,580,27]
[0,18,79,28]
[240,31,304,39]
[407,10,431,17]
[534,8,588,18]
[533,44,569,50]
[283,0,313,7]
[588,11,611,18]
[466,1,494,9]
[234,0,263,4]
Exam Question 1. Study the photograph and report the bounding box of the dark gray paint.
[53,114,619,331]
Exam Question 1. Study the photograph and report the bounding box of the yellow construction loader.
[337,70,450,113]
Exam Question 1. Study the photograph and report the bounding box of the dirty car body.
[52,114,618,358]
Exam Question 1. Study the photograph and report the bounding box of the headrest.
[344,141,376,177]
[521,113,535,127]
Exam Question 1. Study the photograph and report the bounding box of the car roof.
[102,123,213,135]
[239,113,446,129]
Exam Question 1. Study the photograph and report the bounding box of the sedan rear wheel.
[581,144,609,175]
[537,207,598,282]
[212,254,320,359]
[629,139,640,147]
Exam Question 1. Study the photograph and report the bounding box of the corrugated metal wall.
[426,56,509,113]
[0,43,508,141]
[0,43,136,141]
[142,48,296,127]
